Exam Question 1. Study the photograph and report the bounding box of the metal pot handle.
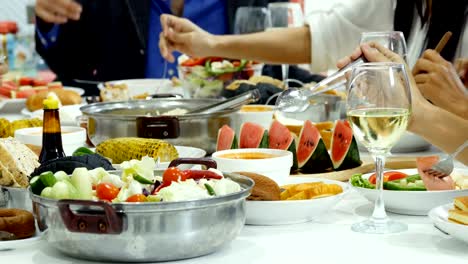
[168,158,217,169]
[57,199,124,234]
[136,116,180,139]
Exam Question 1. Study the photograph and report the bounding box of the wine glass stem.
[371,153,388,220]
[281,64,289,88]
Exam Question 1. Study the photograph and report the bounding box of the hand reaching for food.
[417,156,455,191]
[159,14,215,63]
[35,0,82,24]
[412,50,468,120]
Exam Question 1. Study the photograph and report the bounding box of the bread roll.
[26,89,82,111]
[236,172,281,201]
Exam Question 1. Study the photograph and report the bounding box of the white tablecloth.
[1,188,468,264]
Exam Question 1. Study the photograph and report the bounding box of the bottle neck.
[42,109,61,133]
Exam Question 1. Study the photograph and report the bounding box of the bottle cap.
[43,93,60,109]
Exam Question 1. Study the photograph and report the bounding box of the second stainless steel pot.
[80,99,237,153]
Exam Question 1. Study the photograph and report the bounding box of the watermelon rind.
[330,120,362,171]
[231,135,238,149]
[298,138,332,173]
[259,130,269,148]
[297,121,332,173]
[289,136,298,171]
[333,137,361,171]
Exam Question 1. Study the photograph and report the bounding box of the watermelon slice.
[239,122,268,148]
[269,120,298,170]
[216,125,238,151]
[330,120,361,170]
[296,120,332,172]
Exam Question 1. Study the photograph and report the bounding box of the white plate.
[357,131,431,153]
[0,229,43,251]
[98,79,187,98]
[246,177,349,225]
[351,168,468,216]
[111,146,206,170]
[0,87,85,114]
[429,203,468,244]
[21,104,85,126]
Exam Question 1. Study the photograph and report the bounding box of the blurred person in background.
[34,0,283,95]
[160,0,466,72]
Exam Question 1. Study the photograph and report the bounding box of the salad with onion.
[30,156,241,203]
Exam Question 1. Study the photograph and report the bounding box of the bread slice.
[448,209,468,225]
[0,138,40,187]
[236,172,281,201]
[454,196,468,212]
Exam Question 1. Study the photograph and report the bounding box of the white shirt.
[305,0,467,71]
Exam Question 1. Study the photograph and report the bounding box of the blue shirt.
[36,0,228,79]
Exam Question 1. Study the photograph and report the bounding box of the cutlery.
[188,89,260,114]
[425,140,468,178]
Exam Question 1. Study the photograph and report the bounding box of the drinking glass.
[267,2,304,86]
[360,31,408,61]
[234,7,272,34]
[347,62,411,234]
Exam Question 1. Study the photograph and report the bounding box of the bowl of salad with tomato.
[178,55,262,98]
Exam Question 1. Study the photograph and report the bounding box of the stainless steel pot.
[80,99,238,154]
[30,172,253,262]
[1,186,32,211]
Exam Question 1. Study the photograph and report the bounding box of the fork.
[424,140,468,178]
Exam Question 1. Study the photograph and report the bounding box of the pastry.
[0,208,36,239]
[236,172,281,201]
[448,209,468,225]
[454,196,468,211]
[26,89,82,111]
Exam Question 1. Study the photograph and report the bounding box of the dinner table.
[1,140,467,264]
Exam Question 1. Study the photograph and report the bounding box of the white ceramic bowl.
[212,148,293,185]
[14,126,87,156]
[232,105,274,135]
[25,104,85,126]
[429,203,468,244]
[246,177,349,225]
[351,168,468,216]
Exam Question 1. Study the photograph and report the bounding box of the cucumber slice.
[71,168,93,199]
[205,183,216,196]
[40,187,54,198]
[40,171,57,187]
[52,181,70,199]
[133,174,153,185]
[30,176,46,195]
[54,171,70,182]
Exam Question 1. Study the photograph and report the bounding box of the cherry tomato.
[232,61,241,67]
[217,72,234,82]
[369,171,408,185]
[126,194,147,202]
[96,183,120,201]
[162,167,186,183]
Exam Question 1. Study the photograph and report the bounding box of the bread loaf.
[26,89,82,111]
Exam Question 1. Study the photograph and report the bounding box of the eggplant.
[30,154,115,177]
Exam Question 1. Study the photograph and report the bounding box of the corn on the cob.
[95,137,179,164]
[0,118,11,138]
[9,119,43,137]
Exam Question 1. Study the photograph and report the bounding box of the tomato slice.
[96,183,120,201]
[162,167,186,183]
[32,79,48,86]
[369,171,408,185]
[181,57,207,67]
[126,194,147,202]
[19,77,35,86]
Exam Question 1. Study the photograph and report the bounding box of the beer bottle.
[39,94,66,163]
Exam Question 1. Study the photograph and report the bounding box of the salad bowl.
[350,168,468,215]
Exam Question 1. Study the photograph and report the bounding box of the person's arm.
[412,50,468,120]
[159,14,310,64]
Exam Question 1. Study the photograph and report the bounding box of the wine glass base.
[351,218,407,234]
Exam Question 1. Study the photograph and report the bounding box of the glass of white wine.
[360,31,408,62]
[347,62,411,234]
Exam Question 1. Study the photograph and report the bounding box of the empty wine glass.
[267,2,304,87]
[234,7,272,34]
[347,62,411,234]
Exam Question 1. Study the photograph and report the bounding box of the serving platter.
[0,228,43,251]
[351,168,468,215]
[429,203,468,244]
